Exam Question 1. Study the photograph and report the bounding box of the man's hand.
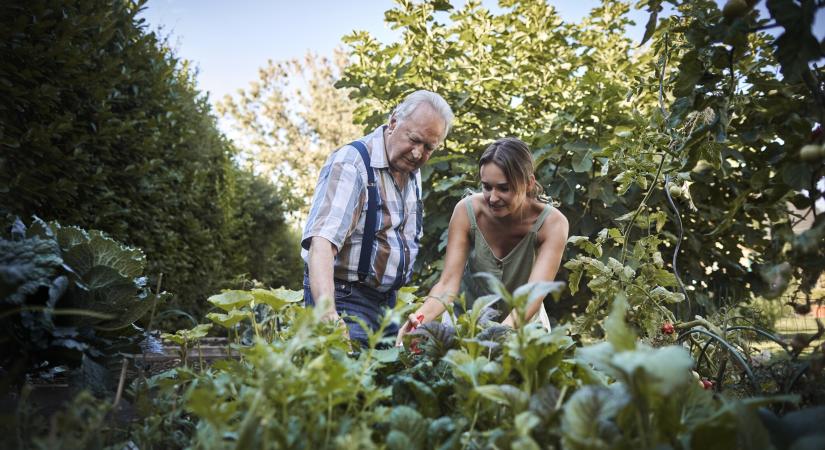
[318,301,350,340]
[319,308,342,324]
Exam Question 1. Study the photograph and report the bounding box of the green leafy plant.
[565,228,682,340]
[161,323,212,369]
[1,217,159,385]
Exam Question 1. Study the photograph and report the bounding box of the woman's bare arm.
[396,197,474,344]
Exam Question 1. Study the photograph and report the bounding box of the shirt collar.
[367,125,390,169]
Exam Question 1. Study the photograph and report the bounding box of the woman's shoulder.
[455,193,484,211]
[536,203,569,238]
[450,196,477,228]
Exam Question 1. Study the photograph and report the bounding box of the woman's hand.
[395,313,425,347]
[501,314,515,328]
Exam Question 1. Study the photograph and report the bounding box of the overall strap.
[390,170,420,292]
[350,141,377,283]
[412,172,421,244]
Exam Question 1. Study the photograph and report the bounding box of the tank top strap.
[530,204,553,233]
[465,198,478,230]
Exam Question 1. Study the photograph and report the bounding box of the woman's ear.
[528,174,537,196]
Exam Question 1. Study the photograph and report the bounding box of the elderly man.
[301,90,454,346]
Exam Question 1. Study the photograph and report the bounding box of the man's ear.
[388,113,398,132]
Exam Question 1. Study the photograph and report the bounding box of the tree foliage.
[217,50,362,220]
[0,0,303,316]
[339,0,825,333]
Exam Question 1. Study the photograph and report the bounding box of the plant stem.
[621,152,668,266]
[147,272,163,332]
[325,392,332,448]
[464,399,481,450]
[113,358,128,408]
[197,339,204,372]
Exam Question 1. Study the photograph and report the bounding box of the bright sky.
[138,0,651,104]
[140,1,824,105]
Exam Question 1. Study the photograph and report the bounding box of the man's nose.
[411,145,423,159]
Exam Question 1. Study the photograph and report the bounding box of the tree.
[0,0,302,316]
[217,50,362,221]
[338,0,824,335]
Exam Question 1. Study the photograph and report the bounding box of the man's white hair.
[391,90,454,140]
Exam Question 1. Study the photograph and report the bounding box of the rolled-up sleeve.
[301,155,364,251]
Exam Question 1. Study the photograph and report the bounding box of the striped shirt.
[301,126,423,292]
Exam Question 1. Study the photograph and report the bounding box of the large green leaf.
[476,384,529,412]
[604,293,635,352]
[564,141,599,173]
[60,230,145,279]
[250,288,302,311]
[207,309,252,328]
[561,384,629,450]
[208,290,254,312]
[611,345,694,395]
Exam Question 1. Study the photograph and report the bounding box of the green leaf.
[208,290,254,311]
[372,346,400,363]
[564,142,598,173]
[206,309,251,328]
[250,288,302,311]
[164,323,212,345]
[611,345,694,395]
[561,385,628,450]
[60,230,145,279]
[781,162,814,190]
[567,236,602,257]
[444,350,498,386]
[512,280,566,307]
[567,266,583,295]
[476,384,529,412]
[640,9,659,46]
[397,286,419,304]
[0,236,63,305]
[514,410,541,438]
[767,0,824,82]
[473,272,512,305]
[674,50,702,97]
[388,405,428,447]
[528,384,560,421]
[604,293,635,352]
[432,175,467,192]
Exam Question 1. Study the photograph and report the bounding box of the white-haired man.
[301,90,454,347]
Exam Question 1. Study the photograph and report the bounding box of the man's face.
[385,104,445,174]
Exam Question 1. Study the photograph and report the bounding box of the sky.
[139,1,825,105]
[138,0,652,104]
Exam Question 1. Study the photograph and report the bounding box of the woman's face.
[480,163,522,218]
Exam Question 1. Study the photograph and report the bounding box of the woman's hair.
[391,90,454,139]
[478,137,547,206]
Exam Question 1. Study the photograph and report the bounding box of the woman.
[396,137,569,343]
